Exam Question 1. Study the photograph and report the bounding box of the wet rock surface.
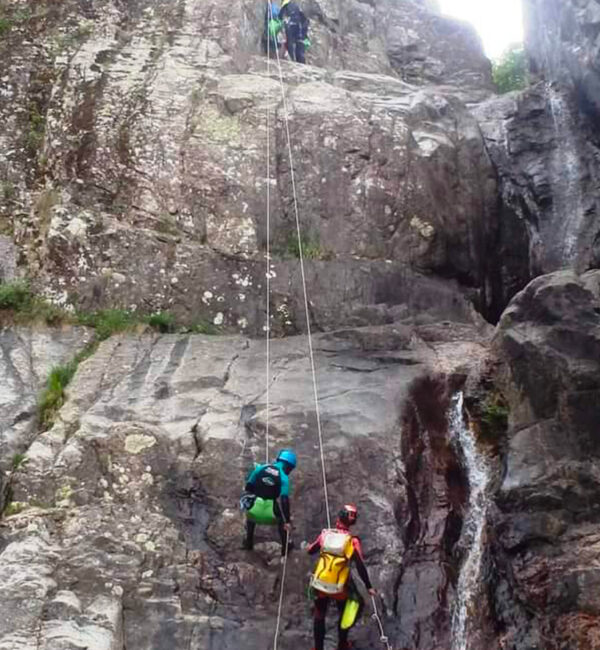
[0,323,489,650]
[474,81,600,279]
[525,0,600,123]
[1,0,600,648]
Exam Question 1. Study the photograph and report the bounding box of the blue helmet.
[276,449,297,469]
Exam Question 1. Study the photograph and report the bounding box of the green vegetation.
[0,6,31,36]
[145,311,176,333]
[3,501,26,517]
[38,360,79,428]
[478,394,509,444]
[0,280,32,310]
[0,281,67,325]
[2,181,16,201]
[155,214,179,236]
[53,21,94,52]
[492,44,528,94]
[0,17,11,36]
[182,320,219,335]
[38,340,98,429]
[0,281,222,429]
[11,453,28,470]
[0,281,222,336]
[26,103,46,156]
[279,231,329,260]
[76,308,139,341]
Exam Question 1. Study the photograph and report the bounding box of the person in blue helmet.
[262,2,282,56]
[240,449,297,555]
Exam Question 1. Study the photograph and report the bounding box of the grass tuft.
[11,453,28,470]
[38,360,78,428]
[76,308,138,340]
[478,395,509,445]
[182,320,219,335]
[145,311,176,333]
[0,281,33,310]
[278,232,329,260]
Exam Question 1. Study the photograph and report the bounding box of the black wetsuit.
[279,1,309,63]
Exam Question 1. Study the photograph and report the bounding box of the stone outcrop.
[1,0,600,648]
[0,326,91,479]
[0,321,489,650]
[473,0,600,283]
[0,0,503,331]
[391,374,468,649]
[474,81,600,279]
[489,270,600,648]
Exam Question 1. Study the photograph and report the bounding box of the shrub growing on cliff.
[76,308,139,340]
[39,361,78,428]
[479,395,509,444]
[145,311,176,333]
[0,281,32,310]
[38,341,98,429]
[0,280,68,324]
[280,232,329,260]
[492,44,528,94]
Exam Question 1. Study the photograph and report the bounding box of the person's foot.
[336,642,353,650]
[241,538,253,551]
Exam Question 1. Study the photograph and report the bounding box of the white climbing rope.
[272,527,291,650]
[270,8,331,529]
[370,595,393,650]
[265,0,272,465]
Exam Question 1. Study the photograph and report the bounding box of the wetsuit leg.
[244,519,255,549]
[285,22,300,61]
[313,597,329,650]
[336,598,350,649]
[295,38,305,64]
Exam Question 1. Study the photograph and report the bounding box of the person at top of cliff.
[262,2,285,57]
[305,504,377,650]
[239,449,296,556]
[276,0,310,64]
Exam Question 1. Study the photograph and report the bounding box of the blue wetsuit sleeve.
[280,472,290,497]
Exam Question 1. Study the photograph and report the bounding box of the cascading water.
[450,392,492,650]
[546,83,584,266]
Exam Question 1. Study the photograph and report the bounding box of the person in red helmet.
[305,504,376,650]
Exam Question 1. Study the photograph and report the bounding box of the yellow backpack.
[310,530,354,595]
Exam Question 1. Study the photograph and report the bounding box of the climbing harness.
[370,595,393,650]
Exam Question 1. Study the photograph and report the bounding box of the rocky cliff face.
[1,0,600,649]
[475,0,600,280]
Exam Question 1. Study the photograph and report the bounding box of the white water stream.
[450,392,492,650]
[546,84,584,266]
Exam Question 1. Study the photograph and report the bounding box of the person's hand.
[368,588,377,597]
[300,540,308,551]
[283,522,292,532]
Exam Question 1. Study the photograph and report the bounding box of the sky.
[438,0,524,60]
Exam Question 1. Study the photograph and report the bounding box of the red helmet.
[338,503,358,526]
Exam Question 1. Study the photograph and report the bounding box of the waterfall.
[450,392,492,650]
[546,84,584,266]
